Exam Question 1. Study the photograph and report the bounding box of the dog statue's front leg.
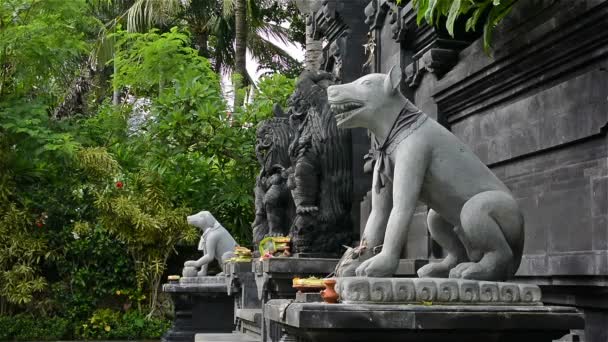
[336,166,392,277]
[184,234,217,273]
[356,143,428,277]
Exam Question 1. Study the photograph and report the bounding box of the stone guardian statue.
[252,116,294,247]
[328,66,524,281]
[286,70,354,256]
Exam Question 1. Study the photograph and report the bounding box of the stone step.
[195,332,259,342]
[235,308,262,322]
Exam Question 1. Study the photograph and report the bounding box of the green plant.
[0,314,70,341]
[111,310,171,339]
[0,0,295,327]
[406,0,518,52]
[50,224,136,322]
[0,0,97,314]
[242,74,296,123]
[77,308,121,339]
[76,309,170,340]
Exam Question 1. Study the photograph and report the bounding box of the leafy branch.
[404,0,518,53]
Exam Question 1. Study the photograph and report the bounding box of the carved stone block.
[335,277,543,304]
[435,279,459,302]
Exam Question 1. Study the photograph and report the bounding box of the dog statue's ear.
[383,65,402,96]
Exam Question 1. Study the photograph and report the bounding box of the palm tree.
[221,0,300,106]
[120,0,299,75]
[87,0,299,106]
[124,0,184,32]
[232,0,248,107]
[293,0,323,71]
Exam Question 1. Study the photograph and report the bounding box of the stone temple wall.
[304,0,607,339]
[362,0,608,340]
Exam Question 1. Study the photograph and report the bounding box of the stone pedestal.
[254,258,339,342]
[265,277,584,342]
[251,258,428,341]
[265,300,584,342]
[253,258,338,301]
[225,261,263,339]
[162,276,235,342]
[195,332,259,342]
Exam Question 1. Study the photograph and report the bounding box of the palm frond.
[256,22,291,46]
[222,0,235,18]
[247,31,298,71]
[126,0,186,32]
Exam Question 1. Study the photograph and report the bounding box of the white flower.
[72,231,80,240]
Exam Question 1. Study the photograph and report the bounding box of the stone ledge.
[195,332,258,342]
[336,277,542,304]
[163,276,229,294]
[265,299,584,342]
[180,275,226,284]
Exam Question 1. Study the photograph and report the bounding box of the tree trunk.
[233,0,248,108]
[112,58,120,105]
[304,24,323,71]
[293,0,324,71]
[196,31,209,57]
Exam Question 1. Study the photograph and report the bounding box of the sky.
[221,31,305,106]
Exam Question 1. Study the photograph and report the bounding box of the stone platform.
[195,332,258,342]
[162,276,235,342]
[254,257,339,342]
[224,261,263,339]
[265,300,584,342]
[265,277,583,341]
[252,258,429,341]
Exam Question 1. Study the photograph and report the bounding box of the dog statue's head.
[187,210,217,231]
[327,65,402,129]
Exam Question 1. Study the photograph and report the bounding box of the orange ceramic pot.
[320,279,339,304]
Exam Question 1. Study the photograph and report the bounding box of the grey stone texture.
[253,257,339,342]
[224,261,263,339]
[195,332,258,342]
[358,0,608,340]
[265,299,584,342]
[335,277,542,304]
[253,258,338,301]
[161,277,234,342]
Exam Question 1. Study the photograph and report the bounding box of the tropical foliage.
[0,0,296,339]
[406,0,518,52]
[110,0,304,82]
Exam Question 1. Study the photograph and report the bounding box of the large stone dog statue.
[183,211,238,277]
[328,66,524,281]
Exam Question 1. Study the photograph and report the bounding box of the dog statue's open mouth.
[330,101,364,125]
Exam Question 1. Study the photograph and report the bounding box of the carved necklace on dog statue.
[371,105,427,193]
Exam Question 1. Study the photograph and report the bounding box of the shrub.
[75,309,170,340]
[0,314,70,341]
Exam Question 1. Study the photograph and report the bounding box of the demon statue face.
[255,118,291,174]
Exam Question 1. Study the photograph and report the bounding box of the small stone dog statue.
[183,211,238,277]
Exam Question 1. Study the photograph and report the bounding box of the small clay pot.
[320,279,339,304]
